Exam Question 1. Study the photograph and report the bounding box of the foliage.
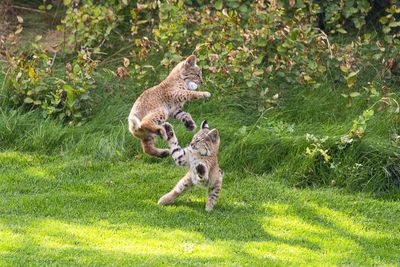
[1,0,400,192]
[317,0,372,33]
[45,49,97,122]
[6,39,52,108]
[58,0,128,51]
[5,41,97,123]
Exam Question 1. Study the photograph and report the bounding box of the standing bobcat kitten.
[128,55,211,158]
[158,120,223,211]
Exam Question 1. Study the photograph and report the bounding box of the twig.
[0,67,10,105]
[98,44,134,66]
[314,27,333,59]
[12,5,46,14]
[50,52,57,67]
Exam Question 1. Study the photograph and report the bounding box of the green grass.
[1,24,400,264]
[1,151,399,266]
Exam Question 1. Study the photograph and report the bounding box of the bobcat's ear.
[207,129,219,143]
[185,55,196,67]
[201,120,209,129]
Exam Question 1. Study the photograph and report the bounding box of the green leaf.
[379,16,389,24]
[362,109,374,120]
[340,65,349,73]
[352,17,365,29]
[24,97,34,104]
[349,92,361,97]
[73,64,81,74]
[389,21,400,27]
[63,84,75,106]
[214,0,223,10]
[383,26,391,34]
[345,70,360,88]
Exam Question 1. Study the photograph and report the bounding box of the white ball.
[188,81,198,91]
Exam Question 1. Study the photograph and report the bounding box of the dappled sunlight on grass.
[0,225,25,253]
[22,218,230,258]
[0,152,399,265]
[309,204,388,239]
[23,167,52,180]
[0,151,36,166]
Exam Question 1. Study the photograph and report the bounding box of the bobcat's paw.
[204,92,211,98]
[205,203,214,212]
[163,122,174,140]
[158,194,174,205]
[184,120,196,131]
[157,127,168,141]
[159,149,170,158]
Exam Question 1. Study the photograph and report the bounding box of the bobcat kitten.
[128,55,211,158]
[158,121,223,211]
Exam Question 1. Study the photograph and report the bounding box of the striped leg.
[158,172,193,205]
[205,180,222,212]
[173,110,196,131]
[163,123,189,166]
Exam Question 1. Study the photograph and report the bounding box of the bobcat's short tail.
[128,115,141,134]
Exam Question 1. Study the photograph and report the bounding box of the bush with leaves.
[58,0,129,51]
[5,40,97,123]
[5,40,53,108]
[129,1,332,112]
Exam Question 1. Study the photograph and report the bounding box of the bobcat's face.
[181,55,203,90]
[189,120,220,157]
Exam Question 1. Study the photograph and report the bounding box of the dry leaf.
[123,57,130,68]
[117,67,128,78]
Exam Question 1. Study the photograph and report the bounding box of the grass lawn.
[0,151,399,266]
[1,11,400,264]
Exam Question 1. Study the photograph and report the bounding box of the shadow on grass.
[0,152,399,265]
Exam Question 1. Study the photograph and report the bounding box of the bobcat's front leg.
[205,179,222,212]
[173,110,195,131]
[163,123,189,166]
[158,172,193,205]
[175,91,211,102]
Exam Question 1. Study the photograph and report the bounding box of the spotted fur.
[128,55,211,158]
[158,120,223,211]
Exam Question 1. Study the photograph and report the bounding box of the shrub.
[5,42,97,123]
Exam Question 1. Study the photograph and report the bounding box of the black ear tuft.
[185,55,196,67]
[201,120,209,129]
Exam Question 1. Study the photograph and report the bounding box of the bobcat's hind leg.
[141,135,169,158]
[205,179,222,212]
[140,110,168,140]
[158,172,193,205]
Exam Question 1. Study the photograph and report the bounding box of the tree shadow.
[1,153,399,265]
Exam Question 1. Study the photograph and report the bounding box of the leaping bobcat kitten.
[128,55,211,158]
[158,120,224,211]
